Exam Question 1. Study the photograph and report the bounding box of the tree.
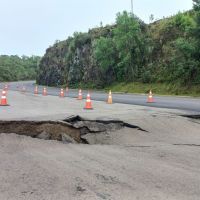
[0,55,40,82]
[93,37,116,72]
[93,37,117,84]
[193,0,200,57]
[193,0,200,10]
[113,11,147,81]
[149,14,154,23]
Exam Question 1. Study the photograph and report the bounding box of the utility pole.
[131,0,133,15]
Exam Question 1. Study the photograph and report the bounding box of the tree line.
[0,55,40,82]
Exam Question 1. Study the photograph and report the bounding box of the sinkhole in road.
[0,115,146,145]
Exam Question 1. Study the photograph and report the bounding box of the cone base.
[84,108,93,110]
[0,104,10,106]
[147,100,155,103]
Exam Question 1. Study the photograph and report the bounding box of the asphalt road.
[0,84,200,200]
[0,91,200,200]
[1,80,200,113]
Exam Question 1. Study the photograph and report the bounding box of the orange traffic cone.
[59,88,64,98]
[107,90,113,104]
[147,90,155,103]
[0,90,9,106]
[77,89,83,100]
[84,93,93,110]
[43,87,47,96]
[34,85,38,95]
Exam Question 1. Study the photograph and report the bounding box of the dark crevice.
[123,122,147,132]
[173,144,200,147]
[125,145,151,148]
[80,138,90,144]
[181,115,200,119]
[64,115,147,132]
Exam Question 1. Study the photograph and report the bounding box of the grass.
[105,82,200,97]
[65,81,200,97]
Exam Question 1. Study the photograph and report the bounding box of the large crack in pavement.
[173,144,200,147]
[0,115,146,145]
[180,114,200,125]
[181,114,200,119]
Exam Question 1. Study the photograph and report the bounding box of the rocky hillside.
[37,5,200,88]
[37,25,116,87]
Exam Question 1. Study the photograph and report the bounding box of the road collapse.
[0,115,146,145]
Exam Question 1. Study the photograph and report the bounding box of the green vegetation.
[0,55,40,82]
[38,0,200,95]
[106,82,200,97]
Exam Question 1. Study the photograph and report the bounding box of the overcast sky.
[0,0,193,56]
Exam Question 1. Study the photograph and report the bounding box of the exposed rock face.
[37,26,114,87]
[37,40,70,86]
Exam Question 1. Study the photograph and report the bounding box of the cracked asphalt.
[0,90,200,200]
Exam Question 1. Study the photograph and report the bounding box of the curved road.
[1,81,200,113]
